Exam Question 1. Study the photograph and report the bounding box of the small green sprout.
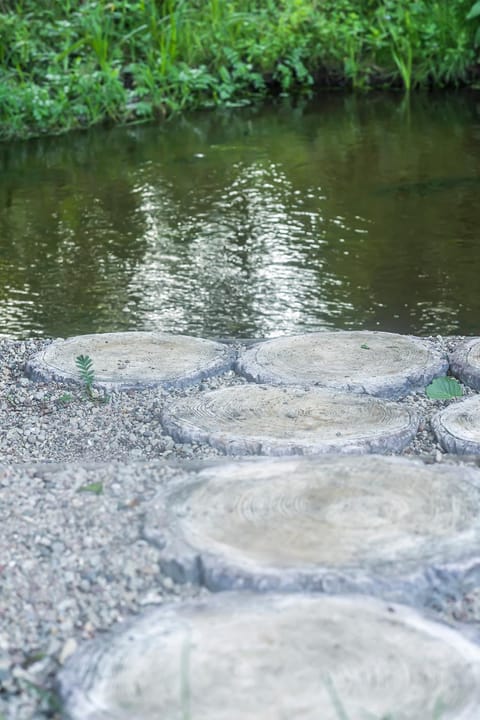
[77,481,103,495]
[75,354,95,398]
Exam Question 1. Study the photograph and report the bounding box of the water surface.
[1,92,480,338]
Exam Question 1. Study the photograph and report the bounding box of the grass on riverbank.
[0,0,479,140]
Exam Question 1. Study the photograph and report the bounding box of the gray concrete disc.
[237,331,447,398]
[25,332,235,390]
[161,385,418,455]
[57,592,480,720]
[143,455,480,602]
[432,396,480,454]
[450,337,480,391]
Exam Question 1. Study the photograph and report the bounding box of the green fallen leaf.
[360,343,370,350]
[425,376,463,400]
[77,481,103,495]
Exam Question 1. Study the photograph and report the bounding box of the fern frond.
[75,354,95,387]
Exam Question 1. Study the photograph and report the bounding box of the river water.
[1,92,480,339]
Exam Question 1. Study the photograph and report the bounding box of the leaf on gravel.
[425,376,463,400]
[77,481,104,495]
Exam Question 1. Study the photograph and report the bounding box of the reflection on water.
[1,92,480,338]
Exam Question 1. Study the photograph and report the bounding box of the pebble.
[0,334,479,720]
[59,639,78,666]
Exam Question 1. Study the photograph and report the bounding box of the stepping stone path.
[237,330,447,398]
[433,395,480,454]
[161,384,418,455]
[144,455,480,601]
[25,331,235,390]
[18,331,480,716]
[450,337,480,391]
[58,592,480,720]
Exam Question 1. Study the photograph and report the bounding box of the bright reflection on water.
[1,93,480,338]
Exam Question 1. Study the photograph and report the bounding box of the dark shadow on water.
[374,176,480,196]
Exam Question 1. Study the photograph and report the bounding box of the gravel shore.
[1,334,480,720]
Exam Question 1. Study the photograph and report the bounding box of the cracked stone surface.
[57,592,480,720]
[25,332,235,391]
[161,384,419,455]
[237,331,448,398]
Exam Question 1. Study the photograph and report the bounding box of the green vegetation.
[77,480,104,494]
[75,354,110,402]
[0,0,479,140]
[17,677,62,716]
[75,353,95,397]
[425,376,464,400]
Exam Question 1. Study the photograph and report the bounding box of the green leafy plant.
[0,0,478,140]
[75,354,110,403]
[425,376,463,400]
[0,0,478,141]
[376,4,417,91]
[467,1,480,46]
[75,353,95,398]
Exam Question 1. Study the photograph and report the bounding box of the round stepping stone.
[25,332,235,391]
[58,592,480,720]
[450,337,480,390]
[237,330,447,398]
[144,455,480,601]
[161,385,418,455]
[432,395,480,454]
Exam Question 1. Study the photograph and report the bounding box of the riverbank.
[2,333,480,719]
[1,0,479,141]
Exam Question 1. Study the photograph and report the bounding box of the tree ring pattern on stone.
[237,331,447,398]
[161,385,418,455]
[143,455,480,601]
[57,592,480,720]
[25,332,235,390]
[450,337,480,391]
[432,395,480,454]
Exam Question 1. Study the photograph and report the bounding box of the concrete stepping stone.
[25,332,235,390]
[161,385,418,455]
[58,592,480,720]
[450,337,480,390]
[143,455,480,602]
[432,395,480,454]
[237,330,447,398]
